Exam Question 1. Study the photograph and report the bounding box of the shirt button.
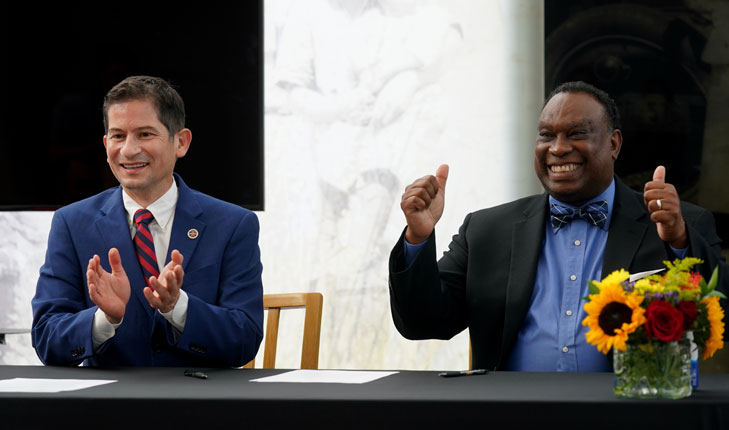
[566,310,573,316]
[570,275,577,281]
[562,346,569,353]
[574,240,581,246]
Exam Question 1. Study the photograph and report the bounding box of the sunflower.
[702,296,725,359]
[583,282,646,354]
[599,269,630,287]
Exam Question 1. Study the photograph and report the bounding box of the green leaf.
[588,280,600,295]
[705,290,727,300]
[700,267,717,299]
[707,266,718,292]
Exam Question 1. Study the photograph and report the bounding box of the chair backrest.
[469,337,472,370]
[243,292,324,369]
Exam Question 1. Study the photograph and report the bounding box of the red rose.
[677,301,698,330]
[644,300,684,342]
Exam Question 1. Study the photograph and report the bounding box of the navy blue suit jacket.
[32,174,263,367]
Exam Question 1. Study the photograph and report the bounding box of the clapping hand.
[87,248,131,324]
[143,249,185,313]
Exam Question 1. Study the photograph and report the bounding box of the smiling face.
[104,99,191,207]
[534,91,622,206]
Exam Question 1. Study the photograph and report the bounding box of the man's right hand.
[400,164,449,244]
[87,248,131,324]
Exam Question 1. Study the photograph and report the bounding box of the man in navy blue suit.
[32,76,263,367]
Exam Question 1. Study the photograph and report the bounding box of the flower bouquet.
[582,257,725,399]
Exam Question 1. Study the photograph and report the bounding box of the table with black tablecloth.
[1,366,727,429]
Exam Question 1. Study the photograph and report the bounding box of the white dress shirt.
[92,181,189,350]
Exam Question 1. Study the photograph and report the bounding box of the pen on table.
[184,370,208,380]
[438,369,489,378]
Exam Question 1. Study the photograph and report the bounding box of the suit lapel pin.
[187,228,199,240]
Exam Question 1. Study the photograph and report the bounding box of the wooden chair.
[243,292,323,369]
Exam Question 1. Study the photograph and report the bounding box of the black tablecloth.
[1,366,727,429]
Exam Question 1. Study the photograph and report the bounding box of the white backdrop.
[257,0,543,370]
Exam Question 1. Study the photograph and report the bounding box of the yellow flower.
[598,269,630,288]
[633,278,658,296]
[702,296,725,359]
[582,282,646,354]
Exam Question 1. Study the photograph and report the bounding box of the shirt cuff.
[160,290,188,333]
[403,238,428,267]
[92,308,121,351]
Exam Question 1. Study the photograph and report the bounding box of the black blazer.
[389,177,728,370]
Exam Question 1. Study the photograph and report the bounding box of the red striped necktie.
[133,209,160,284]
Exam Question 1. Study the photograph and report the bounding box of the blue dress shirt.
[504,181,616,372]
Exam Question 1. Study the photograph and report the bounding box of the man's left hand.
[143,249,185,313]
[644,165,688,249]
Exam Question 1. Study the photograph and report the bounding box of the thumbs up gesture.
[401,164,449,244]
[643,165,688,249]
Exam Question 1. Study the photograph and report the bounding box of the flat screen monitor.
[0,2,263,210]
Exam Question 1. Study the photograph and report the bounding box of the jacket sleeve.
[685,207,729,302]
[171,211,264,367]
[31,210,96,366]
[388,215,471,341]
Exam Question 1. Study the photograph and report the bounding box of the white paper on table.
[0,378,117,393]
[250,369,398,384]
[629,268,666,283]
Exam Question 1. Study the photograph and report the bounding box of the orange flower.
[681,272,703,290]
[702,296,725,359]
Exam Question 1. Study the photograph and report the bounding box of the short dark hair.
[543,81,621,131]
[103,76,185,138]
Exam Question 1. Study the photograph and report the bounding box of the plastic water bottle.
[687,331,699,389]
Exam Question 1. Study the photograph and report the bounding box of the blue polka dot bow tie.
[550,200,608,233]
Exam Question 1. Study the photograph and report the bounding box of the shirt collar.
[122,181,179,231]
[548,178,616,228]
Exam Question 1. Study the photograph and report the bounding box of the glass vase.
[612,335,692,399]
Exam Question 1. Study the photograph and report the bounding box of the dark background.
[0,2,263,210]
[545,0,728,249]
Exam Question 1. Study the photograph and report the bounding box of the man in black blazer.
[389,81,728,371]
